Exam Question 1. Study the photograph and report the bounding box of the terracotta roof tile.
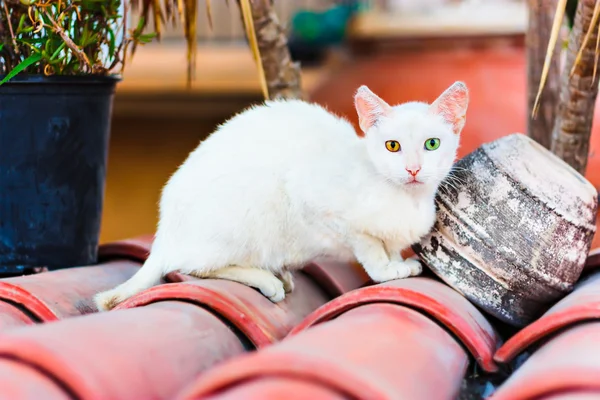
[0,359,70,400]
[541,392,600,400]
[0,301,247,399]
[491,322,600,399]
[0,302,34,330]
[114,273,332,347]
[290,277,502,373]
[0,237,151,329]
[0,235,369,399]
[176,303,470,400]
[495,269,600,364]
[176,277,501,400]
[2,235,600,399]
[0,260,140,323]
[96,235,154,263]
[199,377,346,400]
[583,247,600,273]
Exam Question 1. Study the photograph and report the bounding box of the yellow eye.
[385,140,401,152]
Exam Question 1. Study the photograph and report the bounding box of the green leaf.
[0,44,3,52]
[50,42,66,60]
[0,54,43,86]
[16,14,27,35]
[135,17,146,35]
[107,28,116,57]
[137,32,157,44]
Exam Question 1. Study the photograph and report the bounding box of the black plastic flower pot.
[0,75,120,275]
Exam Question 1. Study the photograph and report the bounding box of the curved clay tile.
[290,277,501,373]
[0,359,70,400]
[114,274,331,346]
[176,303,469,400]
[0,259,367,400]
[491,322,600,400]
[0,302,34,330]
[495,270,600,364]
[97,234,154,263]
[199,377,346,400]
[0,302,247,400]
[301,260,370,298]
[0,235,158,329]
[0,260,140,324]
[541,392,600,400]
[115,260,369,347]
[583,248,600,273]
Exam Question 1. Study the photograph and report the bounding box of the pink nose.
[406,168,421,177]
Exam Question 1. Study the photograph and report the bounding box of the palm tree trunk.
[527,0,561,149]
[245,0,303,100]
[551,0,600,174]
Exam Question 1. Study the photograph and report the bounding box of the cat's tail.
[93,254,164,311]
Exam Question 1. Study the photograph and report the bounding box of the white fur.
[94,82,468,310]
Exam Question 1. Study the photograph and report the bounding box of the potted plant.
[0,0,163,275]
[0,0,302,275]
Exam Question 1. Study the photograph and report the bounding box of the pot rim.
[0,74,122,85]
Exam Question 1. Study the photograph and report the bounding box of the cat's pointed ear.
[354,85,392,133]
[429,81,469,135]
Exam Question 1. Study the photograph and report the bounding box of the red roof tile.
[113,259,369,347]
[0,302,34,330]
[495,269,600,364]
[0,260,139,323]
[0,359,70,400]
[583,247,600,273]
[491,322,600,399]
[176,303,470,400]
[542,392,600,400]
[0,301,247,399]
[98,235,154,263]
[0,235,150,328]
[96,234,154,263]
[0,234,370,399]
[290,277,501,373]
[2,233,600,399]
[200,377,346,400]
[114,274,332,347]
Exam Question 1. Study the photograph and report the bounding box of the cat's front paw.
[258,276,286,302]
[367,259,422,283]
[279,270,295,293]
[404,258,423,276]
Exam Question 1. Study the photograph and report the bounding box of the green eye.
[424,138,440,151]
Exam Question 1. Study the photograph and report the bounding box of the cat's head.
[354,81,468,191]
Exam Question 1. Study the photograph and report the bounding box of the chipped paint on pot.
[413,133,598,327]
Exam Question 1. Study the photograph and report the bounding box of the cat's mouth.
[405,178,424,185]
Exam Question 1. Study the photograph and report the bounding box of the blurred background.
[101,0,598,243]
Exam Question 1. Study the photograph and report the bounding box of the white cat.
[94,81,468,311]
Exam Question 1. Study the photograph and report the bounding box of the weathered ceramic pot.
[413,133,598,327]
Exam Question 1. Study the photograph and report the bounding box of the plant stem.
[41,9,92,73]
[2,1,19,54]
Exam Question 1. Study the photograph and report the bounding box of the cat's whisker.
[445,174,466,184]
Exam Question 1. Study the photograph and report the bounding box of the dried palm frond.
[543,0,600,173]
[129,0,198,86]
[569,0,600,83]
[134,0,268,95]
[239,0,269,98]
[531,0,569,117]
[534,0,600,117]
